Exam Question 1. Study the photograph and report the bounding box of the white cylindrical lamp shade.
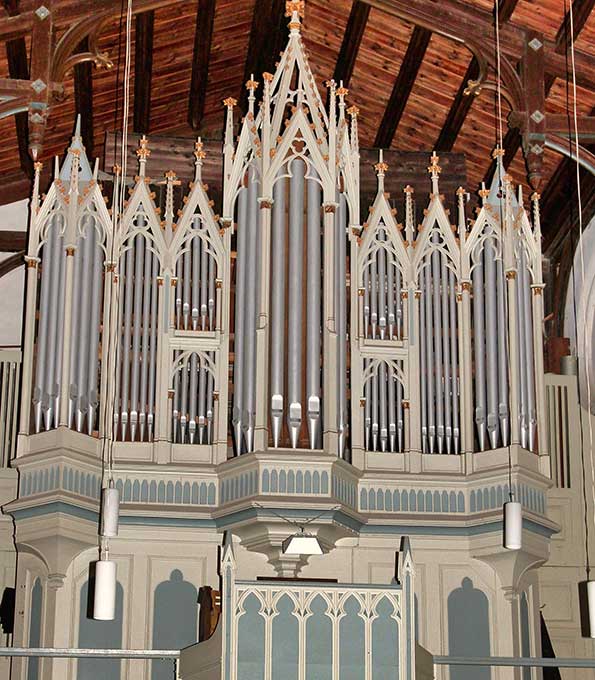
[503,501,522,550]
[93,559,117,620]
[587,580,595,638]
[100,486,120,537]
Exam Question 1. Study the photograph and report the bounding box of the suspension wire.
[568,0,595,574]
[494,0,514,500]
[100,0,133,486]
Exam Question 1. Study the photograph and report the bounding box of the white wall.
[0,199,29,348]
[563,213,595,414]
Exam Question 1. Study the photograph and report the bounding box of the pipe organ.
[20,4,547,467]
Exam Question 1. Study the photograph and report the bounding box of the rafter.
[4,0,31,177]
[434,0,519,152]
[0,252,23,279]
[133,10,155,134]
[188,0,216,131]
[73,37,94,157]
[374,26,431,149]
[240,0,286,112]
[555,0,595,52]
[0,230,26,252]
[332,0,370,88]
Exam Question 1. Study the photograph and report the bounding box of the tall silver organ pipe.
[172,353,214,445]
[114,230,157,443]
[496,258,509,446]
[336,194,348,457]
[270,175,286,447]
[519,249,536,451]
[484,236,499,449]
[287,160,305,449]
[232,183,248,453]
[448,269,460,454]
[431,243,444,454]
[306,171,322,449]
[472,252,487,451]
[33,215,66,433]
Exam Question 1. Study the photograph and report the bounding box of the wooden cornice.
[188,0,216,131]
[332,0,370,88]
[133,10,155,134]
[374,25,431,149]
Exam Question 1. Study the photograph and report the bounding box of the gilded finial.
[456,186,465,196]
[347,105,359,116]
[404,185,414,194]
[137,135,151,160]
[194,138,206,160]
[336,82,349,97]
[285,1,305,17]
[263,72,274,83]
[165,170,178,180]
[427,151,441,175]
[531,191,540,202]
[223,97,237,108]
[492,147,505,158]
[34,161,43,172]
[374,150,388,175]
[245,76,259,91]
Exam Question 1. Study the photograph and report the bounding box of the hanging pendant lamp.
[100,482,120,538]
[93,555,117,620]
[503,498,522,550]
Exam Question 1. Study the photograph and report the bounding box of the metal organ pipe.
[420,270,428,453]
[521,250,536,451]
[472,252,487,451]
[378,231,387,339]
[287,160,305,449]
[242,166,259,452]
[270,175,286,447]
[147,252,158,441]
[448,269,460,454]
[387,252,395,340]
[44,220,64,431]
[87,221,104,435]
[484,236,499,449]
[441,255,452,454]
[306,172,321,449]
[138,237,152,441]
[516,250,528,449]
[496,257,509,446]
[119,244,134,441]
[431,244,444,454]
[191,222,200,330]
[130,231,145,441]
[232,184,248,453]
[424,260,435,453]
[67,229,83,429]
[336,194,348,457]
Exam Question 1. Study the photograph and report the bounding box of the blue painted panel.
[360,490,368,511]
[425,491,432,512]
[271,470,278,493]
[393,491,400,511]
[77,578,123,679]
[339,596,365,680]
[313,471,320,494]
[208,483,216,505]
[385,490,392,512]
[27,578,42,680]
[272,595,298,680]
[457,492,465,513]
[321,472,328,494]
[306,595,332,680]
[448,578,491,680]
[262,470,270,493]
[152,570,198,680]
[372,597,399,680]
[237,594,265,680]
[305,472,312,494]
[166,482,174,503]
[200,483,207,504]
[174,482,182,504]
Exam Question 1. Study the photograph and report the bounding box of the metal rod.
[0,648,179,660]
[270,175,286,447]
[287,159,305,449]
[433,657,595,669]
[306,172,321,449]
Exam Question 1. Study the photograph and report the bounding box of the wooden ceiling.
[0,0,594,253]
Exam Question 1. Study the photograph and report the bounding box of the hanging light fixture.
[100,481,120,538]
[282,529,323,556]
[503,497,522,550]
[93,552,117,620]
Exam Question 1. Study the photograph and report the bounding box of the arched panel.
[306,595,332,680]
[236,593,265,680]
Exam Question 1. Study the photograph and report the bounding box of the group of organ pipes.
[19,3,548,465]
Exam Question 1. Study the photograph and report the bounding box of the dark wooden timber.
[188,0,216,131]
[73,37,94,158]
[374,26,431,149]
[240,0,286,112]
[133,10,155,134]
[0,231,27,252]
[332,0,370,88]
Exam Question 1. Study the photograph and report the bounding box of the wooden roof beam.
[555,0,595,52]
[4,0,32,178]
[188,0,216,132]
[435,0,519,152]
[73,37,94,157]
[374,26,431,149]
[332,0,370,88]
[133,10,155,134]
[240,0,286,112]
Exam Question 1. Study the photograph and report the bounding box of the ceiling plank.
[73,37,94,158]
[374,25,431,149]
[240,0,286,112]
[332,0,370,88]
[133,10,155,134]
[188,0,216,131]
[435,0,519,153]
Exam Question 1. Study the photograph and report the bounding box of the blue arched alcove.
[448,577,491,680]
[27,578,43,680]
[152,569,199,680]
[77,575,124,679]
